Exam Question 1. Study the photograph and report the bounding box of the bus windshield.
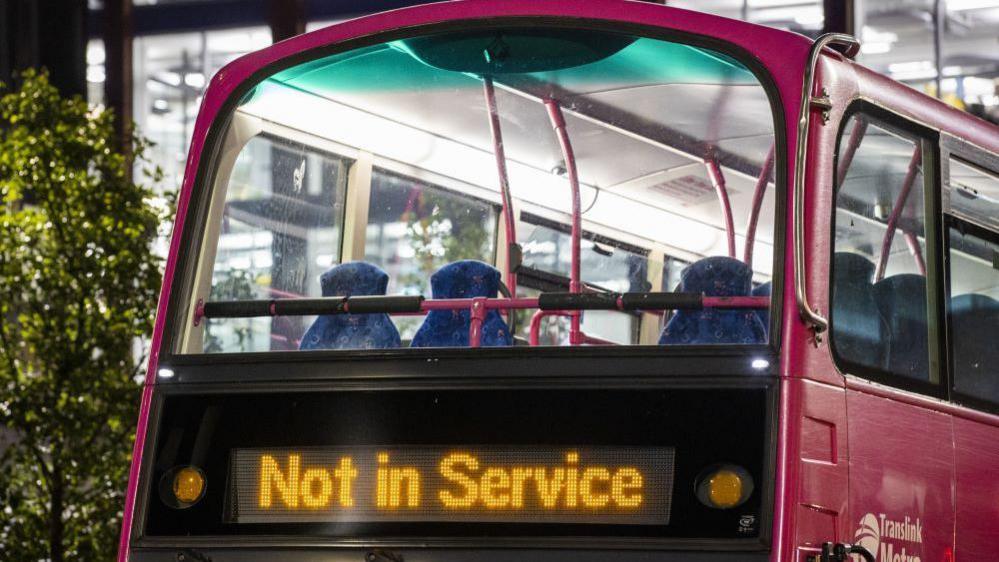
[179,26,778,354]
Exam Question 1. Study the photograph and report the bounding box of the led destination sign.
[229,446,675,525]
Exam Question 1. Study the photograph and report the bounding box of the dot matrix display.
[230,446,675,525]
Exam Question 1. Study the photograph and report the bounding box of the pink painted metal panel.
[778,378,851,561]
[954,416,999,560]
[846,383,955,562]
[853,64,999,155]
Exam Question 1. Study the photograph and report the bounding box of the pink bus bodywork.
[117,1,999,561]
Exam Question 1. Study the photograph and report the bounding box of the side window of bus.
[204,134,349,352]
[831,114,934,385]
[364,168,499,339]
[945,157,999,406]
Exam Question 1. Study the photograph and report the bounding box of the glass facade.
[133,27,272,190]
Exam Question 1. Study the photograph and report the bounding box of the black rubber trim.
[277,298,348,316]
[538,292,620,310]
[202,300,282,318]
[201,296,423,318]
[347,295,424,313]
[621,292,703,311]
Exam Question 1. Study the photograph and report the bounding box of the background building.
[1,0,996,194]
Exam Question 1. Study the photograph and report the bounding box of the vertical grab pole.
[705,157,737,259]
[483,77,517,297]
[836,116,868,184]
[875,147,923,282]
[903,232,927,275]
[544,98,583,345]
[469,297,486,348]
[744,145,775,267]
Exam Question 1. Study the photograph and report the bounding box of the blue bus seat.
[411,260,512,347]
[659,256,766,345]
[873,273,928,380]
[951,293,999,402]
[752,281,771,334]
[831,252,886,368]
[299,262,402,350]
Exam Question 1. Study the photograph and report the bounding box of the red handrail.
[483,77,518,297]
[836,116,869,184]
[875,147,922,282]
[903,231,927,276]
[705,157,736,259]
[528,309,618,346]
[544,99,584,345]
[744,145,775,267]
[529,309,568,346]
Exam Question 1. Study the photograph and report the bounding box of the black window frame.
[828,101,947,400]
[940,134,999,414]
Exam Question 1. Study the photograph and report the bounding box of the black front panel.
[143,386,769,542]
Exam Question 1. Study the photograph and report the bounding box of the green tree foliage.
[0,70,165,561]
[402,190,492,291]
[398,189,493,336]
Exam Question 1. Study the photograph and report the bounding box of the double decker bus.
[117,2,999,561]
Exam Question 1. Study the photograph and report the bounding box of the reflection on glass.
[832,115,930,382]
[946,157,998,404]
[365,169,498,339]
[204,135,349,352]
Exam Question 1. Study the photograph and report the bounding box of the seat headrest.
[752,281,771,297]
[430,260,500,299]
[834,252,876,283]
[952,293,999,314]
[319,262,389,297]
[678,256,752,296]
[874,273,925,295]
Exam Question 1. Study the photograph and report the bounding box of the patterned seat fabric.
[873,274,928,380]
[831,252,886,368]
[411,260,512,347]
[299,262,401,350]
[659,256,766,345]
[752,281,771,335]
[950,294,999,401]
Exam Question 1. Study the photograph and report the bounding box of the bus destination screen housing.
[144,386,770,541]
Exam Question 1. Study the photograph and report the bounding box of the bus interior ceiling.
[229,36,779,280]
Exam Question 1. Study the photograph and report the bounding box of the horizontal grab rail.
[199,295,425,320]
[196,293,769,322]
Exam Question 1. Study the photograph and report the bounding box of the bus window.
[202,134,349,353]
[515,214,649,344]
[364,168,498,339]
[945,157,999,406]
[832,113,934,385]
[182,26,779,353]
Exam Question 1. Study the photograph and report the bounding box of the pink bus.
[117,2,999,562]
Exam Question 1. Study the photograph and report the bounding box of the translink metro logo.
[854,512,924,562]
